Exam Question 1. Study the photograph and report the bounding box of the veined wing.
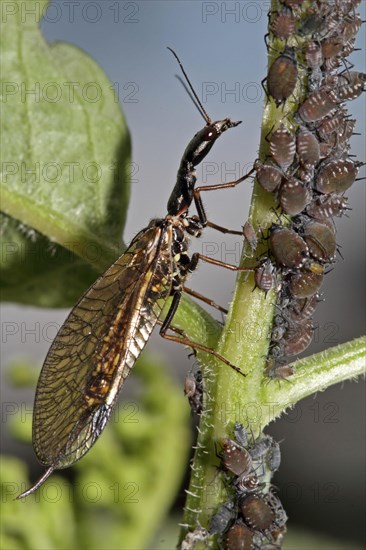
[32,223,173,469]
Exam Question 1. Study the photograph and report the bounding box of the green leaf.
[0,0,131,306]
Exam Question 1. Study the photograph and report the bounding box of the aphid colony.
[210,423,287,549]
[256,0,365,380]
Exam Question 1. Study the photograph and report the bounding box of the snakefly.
[17,49,255,499]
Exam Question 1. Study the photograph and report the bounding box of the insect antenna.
[167,46,212,124]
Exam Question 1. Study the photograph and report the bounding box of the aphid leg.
[183,286,228,314]
[160,292,246,376]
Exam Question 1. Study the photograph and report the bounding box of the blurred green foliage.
[1,355,191,549]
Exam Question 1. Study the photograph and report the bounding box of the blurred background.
[1,0,365,547]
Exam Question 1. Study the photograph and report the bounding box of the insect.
[17,49,256,499]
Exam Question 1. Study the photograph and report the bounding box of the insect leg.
[183,286,228,314]
[190,253,256,272]
[193,168,256,223]
[160,293,246,376]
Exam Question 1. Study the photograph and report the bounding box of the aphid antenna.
[167,47,212,125]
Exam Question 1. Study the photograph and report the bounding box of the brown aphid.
[302,219,337,263]
[317,112,345,138]
[240,495,275,531]
[225,519,254,550]
[306,194,349,219]
[265,359,295,381]
[269,226,309,269]
[255,259,276,293]
[269,124,296,170]
[279,177,312,216]
[267,47,298,106]
[236,472,260,495]
[221,438,253,478]
[337,71,366,101]
[339,13,363,41]
[305,41,323,70]
[322,56,343,73]
[282,319,314,356]
[184,369,203,415]
[289,270,324,298]
[298,89,338,123]
[296,127,320,167]
[243,221,258,252]
[297,165,315,184]
[315,159,360,194]
[321,36,345,59]
[270,9,296,40]
[255,161,283,192]
[287,294,319,324]
[341,37,357,58]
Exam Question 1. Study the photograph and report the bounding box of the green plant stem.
[177,1,365,543]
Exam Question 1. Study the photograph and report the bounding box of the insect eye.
[202,125,219,141]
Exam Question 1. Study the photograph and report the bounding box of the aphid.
[225,519,254,550]
[340,37,357,59]
[255,160,283,193]
[18,49,256,499]
[270,8,296,41]
[306,194,349,219]
[305,42,323,70]
[302,219,337,263]
[209,501,236,535]
[339,13,363,41]
[254,259,276,293]
[315,158,360,194]
[298,89,338,123]
[317,112,346,139]
[243,221,258,252]
[266,47,298,106]
[304,42,324,91]
[296,127,320,168]
[279,177,312,216]
[265,491,288,527]
[266,440,281,473]
[181,525,209,550]
[184,368,203,415]
[282,319,314,356]
[240,495,275,531]
[288,270,324,298]
[265,359,295,381]
[269,124,296,170]
[249,434,273,460]
[269,225,309,269]
[220,438,253,479]
[298,11,325,37]
[321,36,345,59]
[337,71,366,101]
[233,422,249,448]
[286,294,319,324]
[235,472,260,495]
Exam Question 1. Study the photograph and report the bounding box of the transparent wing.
[33,225,173,468]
